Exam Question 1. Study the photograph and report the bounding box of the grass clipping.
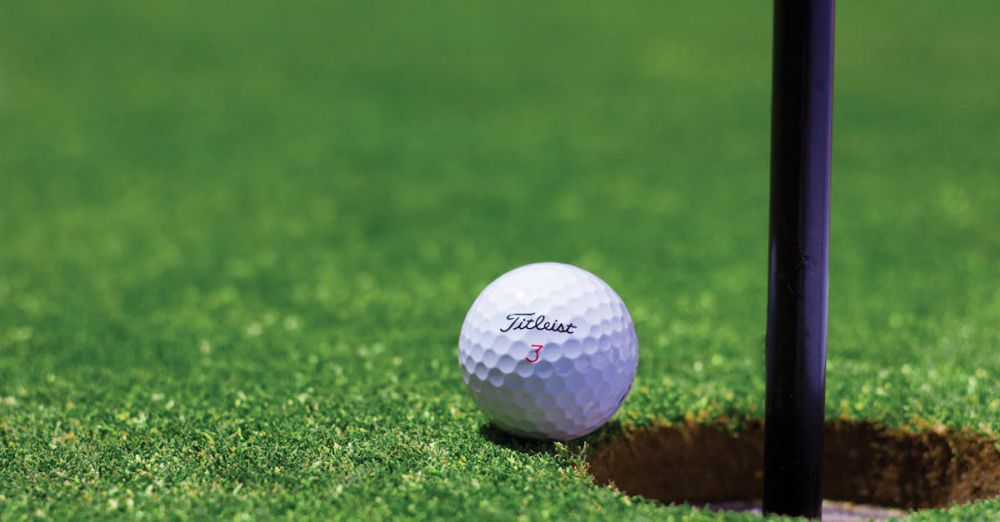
[588,421,1000,511]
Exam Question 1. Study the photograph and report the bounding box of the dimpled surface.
[458,263,638,441]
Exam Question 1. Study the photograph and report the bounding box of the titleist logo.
[499,313,577,334]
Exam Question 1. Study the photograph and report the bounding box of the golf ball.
[458,262,638,441]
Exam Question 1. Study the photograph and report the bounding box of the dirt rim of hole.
[588,420,1000,515]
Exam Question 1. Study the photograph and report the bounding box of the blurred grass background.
[1,1,998,519]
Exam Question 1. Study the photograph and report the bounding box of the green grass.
[1,1,999,520]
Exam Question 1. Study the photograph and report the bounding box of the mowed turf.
[1,1,999,520]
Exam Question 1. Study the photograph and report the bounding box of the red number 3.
[525,344,544,363]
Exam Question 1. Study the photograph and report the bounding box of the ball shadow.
[478,423,559,455]
[478,419,626,454]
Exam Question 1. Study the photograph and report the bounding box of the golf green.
[1,1,998,520]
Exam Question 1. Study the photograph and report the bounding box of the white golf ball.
[458,262,638,441]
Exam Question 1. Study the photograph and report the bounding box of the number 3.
[525,344,544,363]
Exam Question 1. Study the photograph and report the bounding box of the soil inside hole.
[588,421,1000,512]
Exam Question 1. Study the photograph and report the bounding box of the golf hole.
[588,421,1000,519]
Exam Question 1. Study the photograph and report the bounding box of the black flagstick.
[763,0,835,518]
